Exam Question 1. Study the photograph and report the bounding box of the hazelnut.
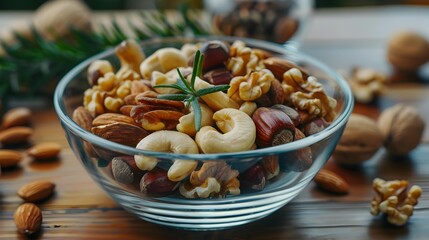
[377,104,425,155]
[252,107,295,148]
[203,68,233,85]
[200,40,230,72]
[302,118,329,136]
[239,164,266,191]
[387,31,429,73]
[271,104,301,127]
[333,114,383,165]
[140,168,179,195]
[280,129,313,172]
[111,156,145,185]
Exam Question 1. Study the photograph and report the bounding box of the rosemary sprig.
[153,50,230,132]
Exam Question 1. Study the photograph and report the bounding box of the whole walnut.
[387,31,429,73]
[377,104,425,155]
[333,114,384,165]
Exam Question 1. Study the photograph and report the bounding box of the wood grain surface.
[2,6,429,240]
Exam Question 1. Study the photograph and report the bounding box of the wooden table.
[1,6,429,240]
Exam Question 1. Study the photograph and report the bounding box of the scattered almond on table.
[17,180,56,203]
[27,142,62,160]
[0,106,60,236]
[314,169,349,194]
[13,203,43,236]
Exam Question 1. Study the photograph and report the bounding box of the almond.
[263,57,309,81]
[72,106,93,131]
[0,149,23,168]
[314,169,349,194]
[17,180,56,202]
[91,122,149,147]
[27,142,62,160]
[92,113,137,127]
[1,107,31,129]
[0,126,33,145]
[14,203,43,236]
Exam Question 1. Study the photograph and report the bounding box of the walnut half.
[370,178,422,226]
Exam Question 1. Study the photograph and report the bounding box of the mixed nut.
[73,39,337,198]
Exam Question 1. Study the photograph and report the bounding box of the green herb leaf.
[196,85,230,96]
[190,50,201,88]
[157,93,189,101]
[155,49,230,132]
[176,68,194,93]
[153,83,192,94]
[191,98,202,131]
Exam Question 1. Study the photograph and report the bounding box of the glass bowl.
[204,0,314,49]
[53,36,353,230]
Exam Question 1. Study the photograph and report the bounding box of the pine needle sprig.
[153,50,230,131]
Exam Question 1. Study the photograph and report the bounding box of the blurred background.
[1,0,429,10]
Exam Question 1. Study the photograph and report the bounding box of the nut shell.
[387,31,429,72]
[377,104,425,155]
[333,114,383,165]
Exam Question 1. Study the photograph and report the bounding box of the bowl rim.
[53,36,354,160]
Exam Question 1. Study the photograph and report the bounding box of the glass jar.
[204,0,313,49]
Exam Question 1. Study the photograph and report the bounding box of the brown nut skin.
[387,31,429,73]
[302,117,329,136]
[239,164,266,191]
[17,180,56,203]
[0,126,33,145]
[1,107,31,129]
[14,203,43,236]
[334,114,383,165]
[280,129,313,172]
[314,169,349,194]
[203,67,233,85]
[140,168,179,195]
[111,156,145,185]
[252,107,295,148]
[377,104,425,155]
[199,40,230,72]
[271,104,301,127]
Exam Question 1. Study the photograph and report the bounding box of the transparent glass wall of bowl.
[203,0,314,50]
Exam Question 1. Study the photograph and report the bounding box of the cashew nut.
[140,48,187,79]
[87,60,114,86]
[193,77,239,111]
[239,101,257,116]
[151,67,192,94]
[115,39,145,73]
[176,103,214,137]
[134,131,199,181]
[195,108,256,153]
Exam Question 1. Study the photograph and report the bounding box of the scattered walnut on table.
[370,178,422,226]
[343,67,387,104]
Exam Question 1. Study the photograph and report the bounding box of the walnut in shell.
[387,31,429,73]
[333,114,383,165]
[377,104,425,155]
